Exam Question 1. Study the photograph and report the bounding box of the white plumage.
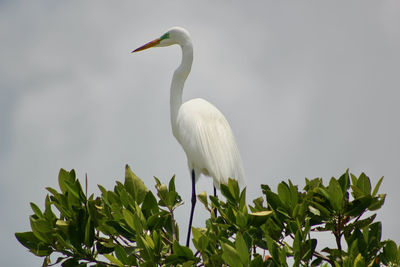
[175,98,245,189]
[132,26,245,246]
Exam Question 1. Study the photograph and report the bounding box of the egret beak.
[131,38,161,53]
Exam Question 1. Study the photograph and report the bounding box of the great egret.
[132,27,246,246]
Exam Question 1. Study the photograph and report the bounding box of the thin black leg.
[186,169,196,247]
[213,186,218,217]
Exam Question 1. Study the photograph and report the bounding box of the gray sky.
[1,1,399,265]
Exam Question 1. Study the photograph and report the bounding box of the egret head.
[132,27,191,53]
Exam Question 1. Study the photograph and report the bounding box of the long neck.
[170,41,193,136]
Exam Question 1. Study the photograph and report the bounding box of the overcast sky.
[1,1,399,265]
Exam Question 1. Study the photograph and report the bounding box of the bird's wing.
[175,98,246,189]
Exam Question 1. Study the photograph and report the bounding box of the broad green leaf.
[265,190,283,210]
[328,178,343,212]
[250,255,265,267]
[345,195,372,216]
[265,234,280,264]
[64,180,80,200]
[309,201,331,217]
[142,191,158,213]
[124,164,148,204]
[293,230,301,255]
[317,187,330,200]
[278,182,290,208]
[350,173,358,186]
[236,211,248,228]
[15,231,52,256]
[368,194,386,211]
[58,169,75,194]
[172,240,194,259]
[30,216,52,234]
[220,183,235,204]
[168,175,176,192]
[104,254,124,266]
[357,173,371,196]
[122,209,137,232]
[30,202,43,218]
[137,235,153,261]
[228,178,240,201]
[383,240,398,262]
[114,245,129,265]
[221,242,241,267]
[338,170,350,193]
[235,233,249,265]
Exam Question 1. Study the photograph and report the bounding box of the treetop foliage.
[16,165,399,266]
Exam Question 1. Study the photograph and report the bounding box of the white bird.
[132,27,246,246]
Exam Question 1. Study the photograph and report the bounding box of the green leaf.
[265,190,283,210]
[64,180,80,200]
[142,191,158,213]
[168,175,176,192]
[236,211,248,228]
[338,170,350,192]
[265,234,280,264]
[328,178,343,212]
[345,195,372,216]
[309,201,331,217]
[30,202,43,218]
[96,241,116,254]
[221,242,241,267]
[372,176,384,197]
[192,227,208,251]
[293,230,301,255]
[357,173,371,196]
[59,169,76,194]
[278,182,291,207]
[250,210,273,216]
[30,216,52,234]
[84,217,94,247]
[383,240,398,262]
[317,187,330,201]
[197,191,210,213]
[122,209,138,233]
[308,205,320,216]
[354,253,365,267]
[114,245,129,265]
[220,183,235,204]
[368,194,386,211]
[250,254,265,267]
[124,164,148,204]
[228,178,240,201]
[235,233,249,265]
[104,254,124,266]
[15,232,52,256]
[61,258,83,267]
[172,240,194,258]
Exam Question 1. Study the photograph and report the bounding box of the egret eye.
[160,32,170,40]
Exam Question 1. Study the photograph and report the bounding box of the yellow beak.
[131,38,161,53]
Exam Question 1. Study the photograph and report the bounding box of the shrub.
[16,165,399,266]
